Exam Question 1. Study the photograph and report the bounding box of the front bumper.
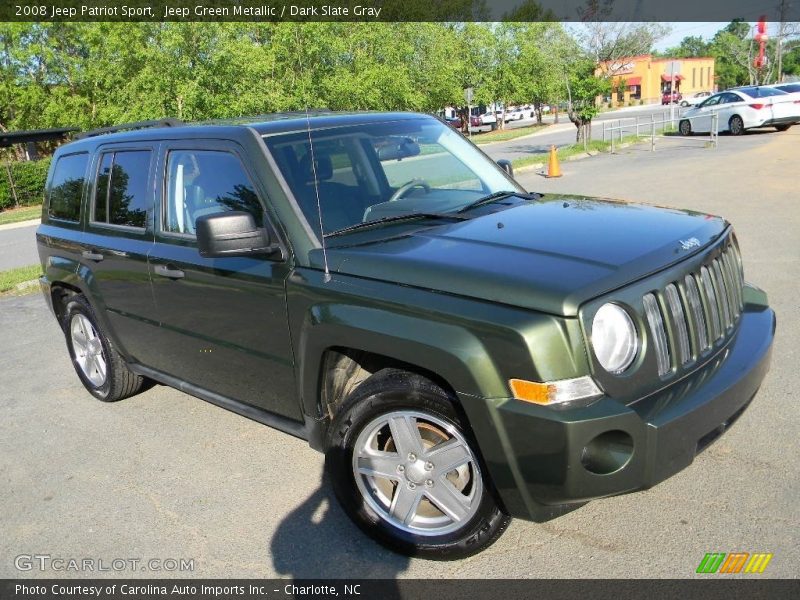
[470,295,775,522]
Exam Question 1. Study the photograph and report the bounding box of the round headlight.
[591,303,638,374]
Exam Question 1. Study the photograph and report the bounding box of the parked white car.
[678,86,799,135]
[680,91,712,107]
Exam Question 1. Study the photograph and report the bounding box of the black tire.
[680,101,689,107]
[729,115,745,136]
[62,295,146,402]
[324,368,510,560]
[775,124,791,132]
[679,120,692,136]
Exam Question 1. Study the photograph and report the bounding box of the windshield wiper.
[324,212,471,238]
[456,190,541,214]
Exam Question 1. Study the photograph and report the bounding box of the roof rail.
[74,118,183,140]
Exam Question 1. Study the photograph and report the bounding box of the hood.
[322,196,728,316]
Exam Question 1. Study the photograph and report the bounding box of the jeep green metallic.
[37,112,775,559]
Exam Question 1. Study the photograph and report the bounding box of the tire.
[62,295,146,402]
[325,368,510,560]
[679,120,692,136]
[775,124,791,132]
[680,101,689,107]
[729,115,745,136]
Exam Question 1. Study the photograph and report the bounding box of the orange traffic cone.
[546,145,562,178]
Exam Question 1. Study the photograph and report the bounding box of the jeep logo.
[679,238,701,251]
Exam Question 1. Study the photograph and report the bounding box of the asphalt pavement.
[0,222,39,271]
[1,125,797,579]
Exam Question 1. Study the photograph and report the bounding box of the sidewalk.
[0,218,40,231]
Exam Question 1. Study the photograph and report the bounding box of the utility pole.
[775,0,788,82]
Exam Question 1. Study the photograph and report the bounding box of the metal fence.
[601,107,719,152]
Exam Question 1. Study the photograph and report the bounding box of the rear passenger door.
[147,141,299,420]
[83,143,159,363]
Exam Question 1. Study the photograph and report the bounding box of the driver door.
[693,94,723,132]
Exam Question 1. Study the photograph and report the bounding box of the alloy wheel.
[70,313,107,387]
[352,410,483,536]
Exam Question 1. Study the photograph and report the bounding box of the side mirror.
[196,211,279,258]
[497,159,514,178]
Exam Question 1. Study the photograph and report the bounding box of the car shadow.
[270,471,410,581]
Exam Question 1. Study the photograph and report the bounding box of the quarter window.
[164,150,263,235]
[93,150,151,228]
[48,153,88,222]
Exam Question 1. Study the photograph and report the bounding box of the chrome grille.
[644,240,744,378]
[643,293,670,376]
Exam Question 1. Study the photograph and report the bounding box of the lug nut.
[424,462,434,471]
[408,453,416,461]
[397,465,405,473]
[408,482,417,490]
[425,479,434,487]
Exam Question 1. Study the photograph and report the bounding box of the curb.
[0,218,40,231]
[474,122,575,147]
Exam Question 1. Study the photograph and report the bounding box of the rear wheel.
[729,115,745,136]
[62,295,147,402]
[325,369,510,559]
[679,120,692,136]
[775,124,791,132]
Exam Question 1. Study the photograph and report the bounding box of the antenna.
[303,108,331,283]
[296,27,331,283]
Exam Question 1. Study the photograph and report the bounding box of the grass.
[0,204,42,226]
[471,123,549,145]
[0,264,41,294]
[511,127,674,170]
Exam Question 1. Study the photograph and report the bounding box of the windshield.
[262,117,523,238]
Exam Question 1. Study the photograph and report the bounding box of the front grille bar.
[643,293,671,376]
[665,284,690,366]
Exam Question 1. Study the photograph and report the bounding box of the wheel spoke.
[425,479,471,523]
[387,415,423,457]
[426,438,471,473]
[390,484,423,525]
[93,353,107,380]
[71,330,88,353]
[356,450,401,480]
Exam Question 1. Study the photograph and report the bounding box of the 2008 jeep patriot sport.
[37,112,775,559]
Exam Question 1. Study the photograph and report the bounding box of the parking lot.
[1,128,798,579]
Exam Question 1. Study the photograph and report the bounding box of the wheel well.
[50,282,81,328]
[319,347,458,420]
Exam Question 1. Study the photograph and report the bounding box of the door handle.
[154,264,185,279]
[81,250,104,262]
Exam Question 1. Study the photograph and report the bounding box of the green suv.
[37,112,775,559]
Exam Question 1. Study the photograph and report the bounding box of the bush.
[0,157,51,211]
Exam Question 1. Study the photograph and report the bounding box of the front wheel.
[775,124,791,132]
[325,369,510,559]
[679,120,692,136]
[729,115,745,136]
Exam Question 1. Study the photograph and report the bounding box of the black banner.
[2,580,800,600]
[2,0,799,23]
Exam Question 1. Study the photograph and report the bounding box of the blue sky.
[654,22,730,50]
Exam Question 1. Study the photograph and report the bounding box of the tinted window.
[736,86,787,98]
[48,153,88,222]
[776,83,800,93]
[93,150,151,228]
[164,150,263,235]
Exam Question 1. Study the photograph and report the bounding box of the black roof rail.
[74,118,184,140]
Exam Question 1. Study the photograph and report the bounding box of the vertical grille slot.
[700,266,722,341]
[664,284,691,366]
[720,249,740,319]
[643,293,671,376]
[684,274,709,352]
[729,242,744,310]
[723,246,743,315]
[712,259,732,330]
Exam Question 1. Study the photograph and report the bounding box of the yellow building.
[598,55,716,105]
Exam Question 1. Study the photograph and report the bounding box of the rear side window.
[164,150,263,235]
[48,153,88,222]
[737,86,787,98]
[92,150,151,228]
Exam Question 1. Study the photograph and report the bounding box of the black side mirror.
[196,211,279,258]
[497,159,514,178]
